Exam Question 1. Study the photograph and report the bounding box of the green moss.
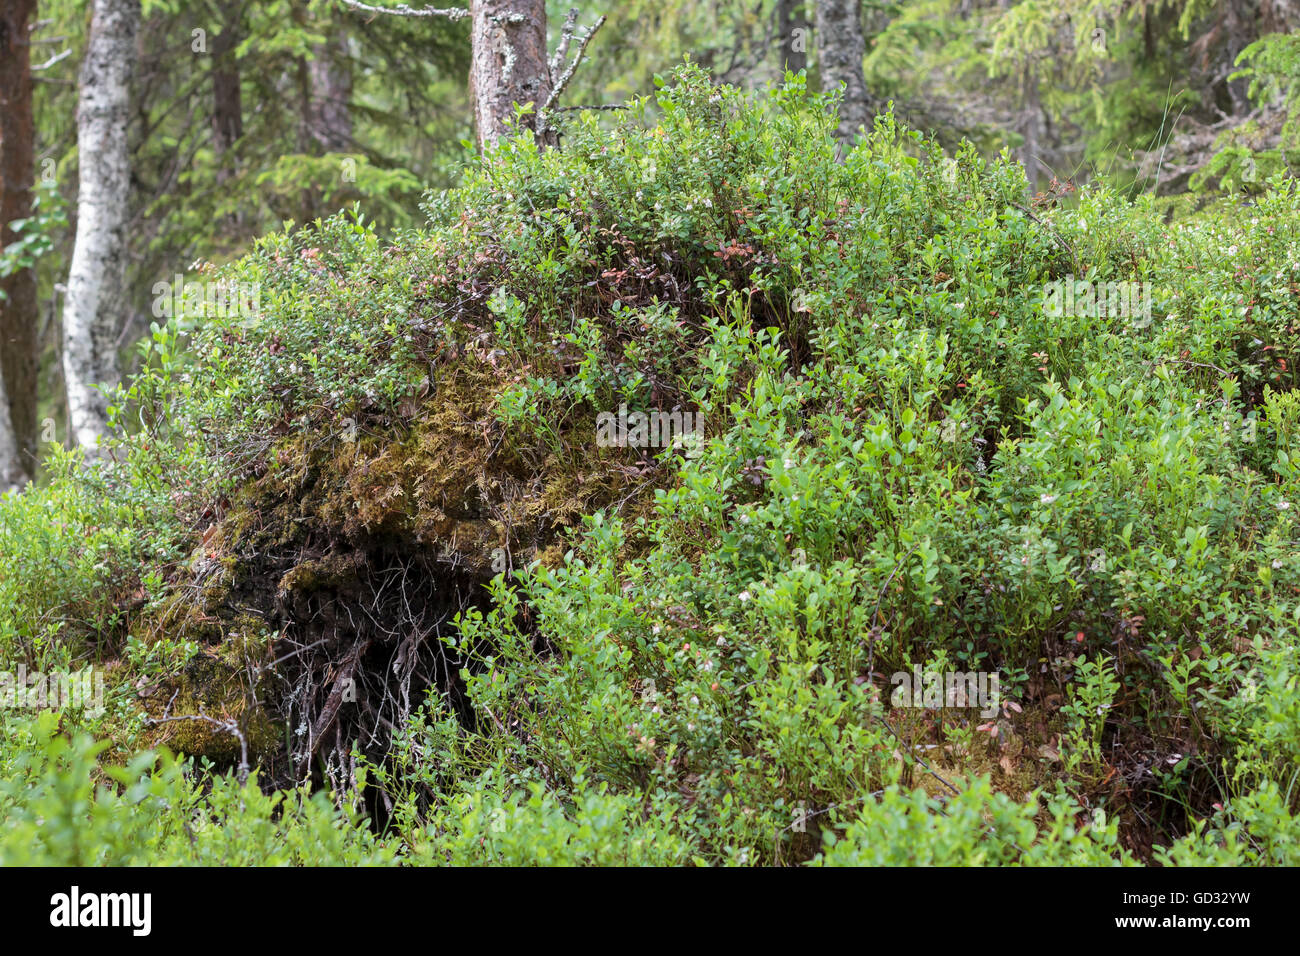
[141,645,279,765]
[279,553,360,593]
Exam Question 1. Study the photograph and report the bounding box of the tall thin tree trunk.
[469,0,550,149]
[0,0,38,485]
[308,28,353,152]
[1020,67,1043,194]
[0,362,22,492]
[776,0,808,74]
[814,0,871,148]
[61,0,138,455]
[211,7,244,181]
[211,3,244,234]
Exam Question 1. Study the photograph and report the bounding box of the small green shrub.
[0,713,395,867]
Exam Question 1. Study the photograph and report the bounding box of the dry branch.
[339,0,469,20]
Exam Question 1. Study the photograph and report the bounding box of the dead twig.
[146,689,251,783]
[538,12,607,137]
[339,0,468,20]
[1010,201,1080,275]
[307,637,374,769]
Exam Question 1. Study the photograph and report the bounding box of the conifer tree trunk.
[211,4,245,181]
[0,0,38,485]
[308,28,353,152]
[469,0,550,149]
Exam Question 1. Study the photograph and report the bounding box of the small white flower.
[1273,559,1283,569]
[738,590,752,603]
[1040,493,1058,505]
[1278,501,1292,510]
[652,624,661,635]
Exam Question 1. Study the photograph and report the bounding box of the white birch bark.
[61,0,139,455]
[0,360,22,492]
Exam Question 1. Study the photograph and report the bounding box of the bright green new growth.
[2,66,1299,865]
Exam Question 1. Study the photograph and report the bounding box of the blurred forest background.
[3,0,1300,480]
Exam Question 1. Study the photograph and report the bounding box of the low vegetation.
[3,68,1299,865]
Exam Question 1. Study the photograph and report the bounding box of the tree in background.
[0,0,38,484]
[20,0,478,460]
[469,0,551,147]
[209,1,245,187]
[307,25,354,152]
[15,0,1300,475]
[61,0,138,454]
[0,363,20,492]
[342,1,604,149]
[776,0,809,74]
[815,0,872,146]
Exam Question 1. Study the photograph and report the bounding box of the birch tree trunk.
[0,362,22,492]
[61,0,138,456]
[469,0,550,149]
[0,0,38,486]
[814,0,871,148]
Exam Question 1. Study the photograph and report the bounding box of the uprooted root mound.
[140,362,652,807]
